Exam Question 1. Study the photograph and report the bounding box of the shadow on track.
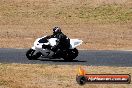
[38,59,87,62]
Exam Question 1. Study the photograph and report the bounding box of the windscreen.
[38,38,48,43]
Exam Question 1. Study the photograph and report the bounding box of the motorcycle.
[26,36,83,61]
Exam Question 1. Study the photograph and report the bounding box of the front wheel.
[63,48,78,61]
[26,49,41,60]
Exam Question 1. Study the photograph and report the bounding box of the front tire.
[63,48,78,61]
[26,49,41,60]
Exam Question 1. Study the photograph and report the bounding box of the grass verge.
[0,63,132,88]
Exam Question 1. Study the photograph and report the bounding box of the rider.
[45,27,70,57]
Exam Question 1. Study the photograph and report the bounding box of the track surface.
[0,48,132,67]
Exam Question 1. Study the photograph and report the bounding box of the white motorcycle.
[26,36,83,61]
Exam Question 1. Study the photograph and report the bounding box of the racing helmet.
[53,27,61,34]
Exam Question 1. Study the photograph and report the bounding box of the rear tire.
[26,49,41,60]
[63,48,78,61]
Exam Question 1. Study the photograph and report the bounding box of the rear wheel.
[26,49,41,60]
[63,48,78,61]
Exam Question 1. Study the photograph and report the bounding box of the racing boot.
[51,49,62,59]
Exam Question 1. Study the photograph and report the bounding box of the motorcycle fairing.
[70,39,83,49]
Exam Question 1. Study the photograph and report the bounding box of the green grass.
[77,5,132,22]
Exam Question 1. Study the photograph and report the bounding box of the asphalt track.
[0,48,132,67]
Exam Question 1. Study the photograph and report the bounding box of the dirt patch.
[0,23,132,50]
[0,0,131,50]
